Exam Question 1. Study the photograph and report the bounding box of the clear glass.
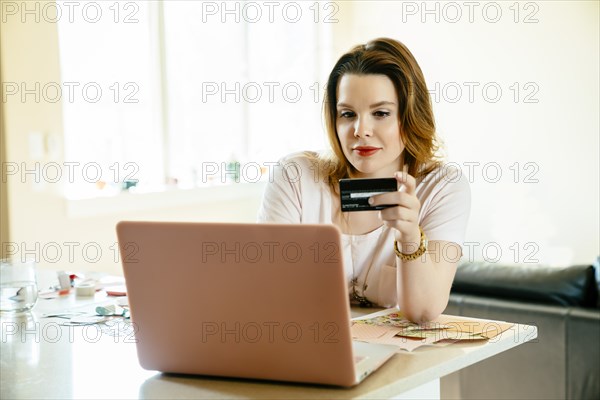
[0,259,38,313]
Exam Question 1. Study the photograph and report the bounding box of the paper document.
[351,308,514,352]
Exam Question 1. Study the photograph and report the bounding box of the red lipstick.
[353,146,381,157]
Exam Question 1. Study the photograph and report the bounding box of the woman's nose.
[353,118,373,138]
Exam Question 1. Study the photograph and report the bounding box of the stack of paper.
[351,308,514,352]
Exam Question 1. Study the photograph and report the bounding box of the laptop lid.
[116,221,357,386]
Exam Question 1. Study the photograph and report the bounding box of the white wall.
[333,1,599,265]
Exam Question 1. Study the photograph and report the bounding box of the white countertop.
[1,271,537,399]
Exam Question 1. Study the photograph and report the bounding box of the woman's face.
[336,74,404,178]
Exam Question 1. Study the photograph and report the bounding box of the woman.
[258,38,470,323]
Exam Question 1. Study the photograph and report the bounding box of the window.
[57,1,332,199]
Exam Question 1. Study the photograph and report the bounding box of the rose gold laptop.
[116,221,397,387]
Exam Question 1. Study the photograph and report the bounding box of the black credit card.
[339,178,398,212]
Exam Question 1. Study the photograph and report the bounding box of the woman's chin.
[351,165,391,179]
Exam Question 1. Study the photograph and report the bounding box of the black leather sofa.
[441,261,600,400]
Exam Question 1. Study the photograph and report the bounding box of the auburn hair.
[319,38,441,188]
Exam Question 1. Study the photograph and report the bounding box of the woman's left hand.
[368,170,421,248]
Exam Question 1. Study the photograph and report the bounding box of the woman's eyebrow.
[336,101,396,108]
[369,101,396,108]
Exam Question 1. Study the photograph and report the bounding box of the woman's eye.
[374,111,390,117]
[339,111,355,118]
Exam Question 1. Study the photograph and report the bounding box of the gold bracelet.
[394,226,428,261]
